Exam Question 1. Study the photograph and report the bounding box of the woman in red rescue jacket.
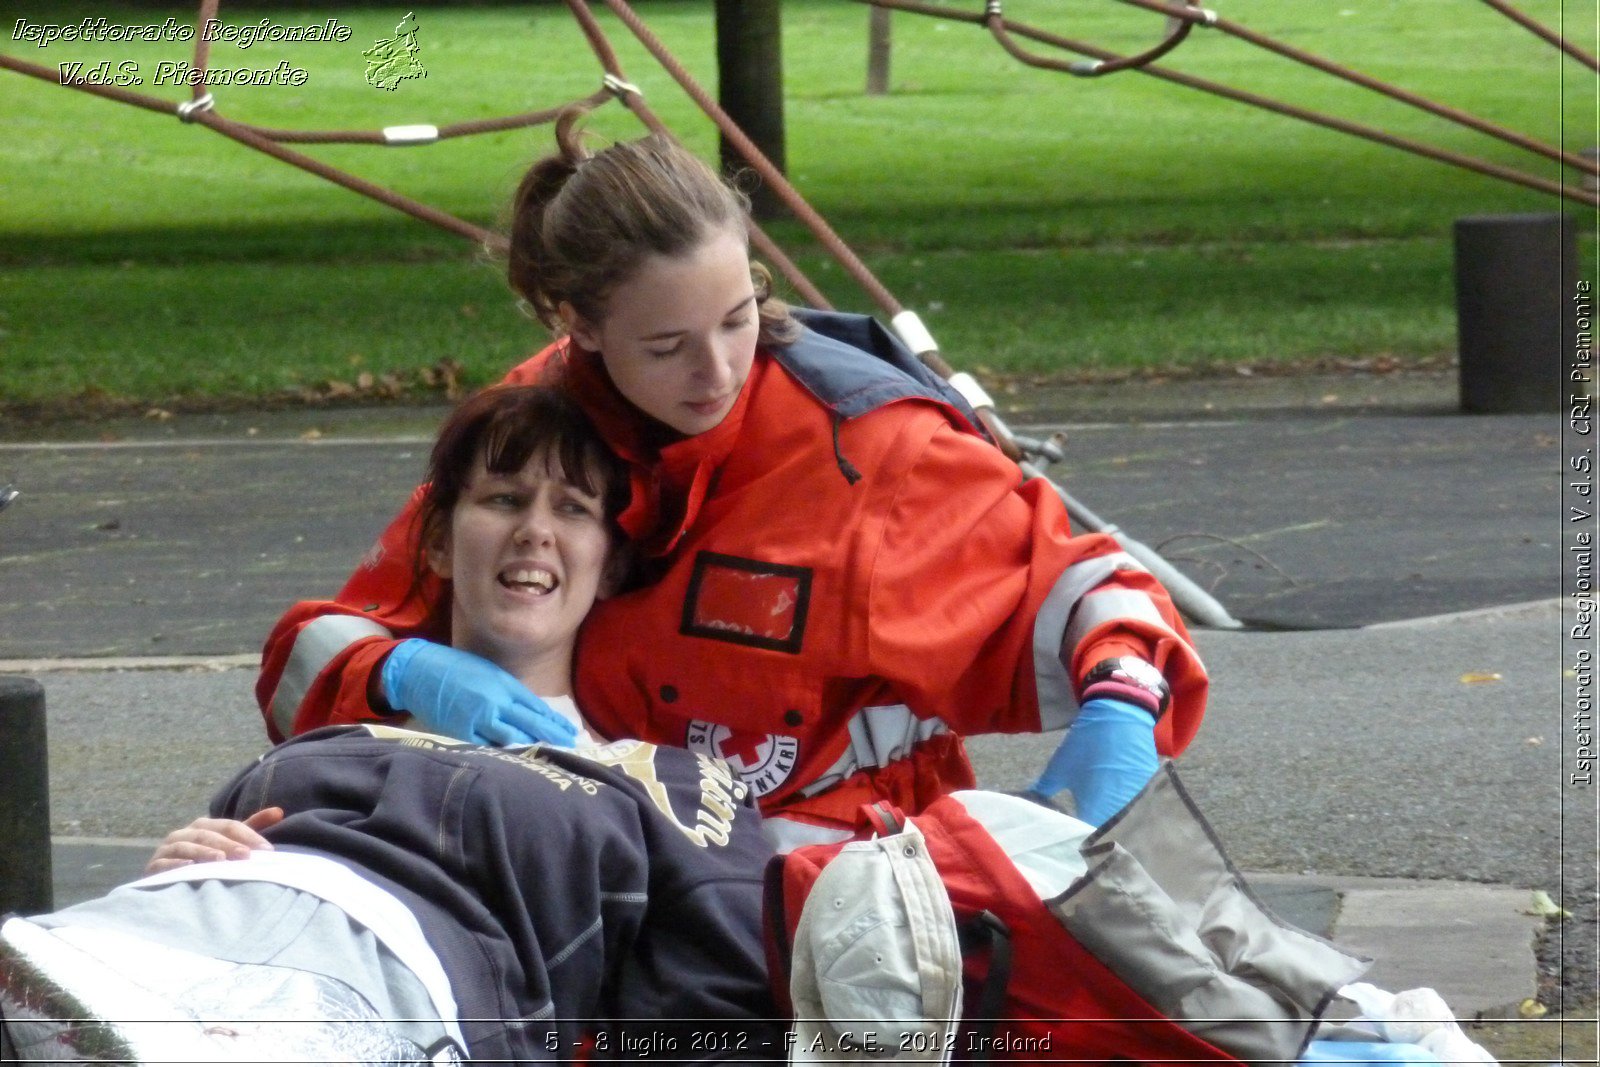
[257,107,1209,850]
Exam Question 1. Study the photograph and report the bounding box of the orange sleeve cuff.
[1069,632,1157,692]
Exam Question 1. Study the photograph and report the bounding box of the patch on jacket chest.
[680,551,811,653]
[685,720,800,797]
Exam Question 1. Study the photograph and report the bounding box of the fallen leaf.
[1459,672,1502,685]
[1525,737,1544,746]
[300,428,323,441]
[1518,998,1548,1018]
[143,407,173,421]
[1526,890,1570,919]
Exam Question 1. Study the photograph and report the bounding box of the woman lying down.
[0,386,785,1064]
[0,383,1499,1067]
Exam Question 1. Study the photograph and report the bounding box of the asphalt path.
[0,376,1562,657]
[30,602,1567,876]
[0,370,1593,1011]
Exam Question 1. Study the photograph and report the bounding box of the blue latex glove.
[1031,697,1159,826]
[380,639,578,748]
[1299,1039,1441,1064]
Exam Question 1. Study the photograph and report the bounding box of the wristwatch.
[1079,656,1171,719]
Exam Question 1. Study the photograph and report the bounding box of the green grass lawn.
[1,0,1594,411]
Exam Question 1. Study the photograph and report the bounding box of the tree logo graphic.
[363,12,426,91]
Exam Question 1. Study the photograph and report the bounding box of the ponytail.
[508,108,592,331]
[505,106,799,346]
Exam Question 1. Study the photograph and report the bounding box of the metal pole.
[1022,462,1244,630]
[0,676,52,915]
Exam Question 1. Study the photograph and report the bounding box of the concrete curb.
[0,654,259,674]
[1362,598,1565,630]
[1248,873,1543,1018]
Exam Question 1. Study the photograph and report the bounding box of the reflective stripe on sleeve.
[269,614,393,738]
[1031,551,1143,731]
[799,703,950,798]
[1064,587,1175,660]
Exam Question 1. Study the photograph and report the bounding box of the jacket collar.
[561,343,763,557]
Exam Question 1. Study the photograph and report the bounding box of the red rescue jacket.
[258,312,1207,845]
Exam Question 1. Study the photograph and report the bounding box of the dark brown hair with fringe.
[415,384,631,590]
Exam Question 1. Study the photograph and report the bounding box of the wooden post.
[715,0,787,220]
[867,5,892,95]
[0,676,52,915]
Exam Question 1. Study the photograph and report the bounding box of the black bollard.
[1454,213,1578,414]
[0,676,52,915]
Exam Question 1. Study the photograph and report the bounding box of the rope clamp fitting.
[946,372,997,413]
[175,93,215,122]
[382,125,441,145]
[984,0,1002,18]
[603,73,642,99]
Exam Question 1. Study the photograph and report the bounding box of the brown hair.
[507,106,799,346]
[415,385,631,587]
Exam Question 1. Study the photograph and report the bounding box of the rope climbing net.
[4,0,1590,340]
[5,0,1592,306]
[875,0,1597,206]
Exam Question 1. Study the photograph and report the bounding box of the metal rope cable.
[192,109,506,250]
[0,49,624,252]
[189,0,220,102]
[575,0,1247,626]
[1112,0,1598,177]
[589,0,907,319]
[11,2,1427,629]
[984,0,1200,77]
[0,5,835,318]
[582,0,1031,455]
[221,96,612,146]
[557,0,834,314]
[189,0,614,154]
[1,51,187,118]
[853,0,1599,208]
[1478,0,1600,72]
[583,0,996,391]
[1005,16,1600,207]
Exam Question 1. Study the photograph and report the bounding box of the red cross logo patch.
[684,720,800,797]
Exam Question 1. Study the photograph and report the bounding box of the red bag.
[765,765,1368,1066]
